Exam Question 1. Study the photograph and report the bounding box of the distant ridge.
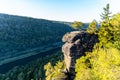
[0,13,73,64]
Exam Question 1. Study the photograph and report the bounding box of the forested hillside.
[0,50,62,80]
[0,13,73,65]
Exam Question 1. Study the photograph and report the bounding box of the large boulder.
[62,31,98,77]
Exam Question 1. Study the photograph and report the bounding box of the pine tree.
[100,3,111,24]
[98,4,113,47]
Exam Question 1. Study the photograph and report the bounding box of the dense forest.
[0,13,73,65]
[0,50,62,80]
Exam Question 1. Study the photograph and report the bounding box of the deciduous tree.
[72,21,84,30]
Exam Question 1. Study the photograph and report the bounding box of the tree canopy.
[75,4,120,80]
[87,20,98,34]
[71,21,84,30]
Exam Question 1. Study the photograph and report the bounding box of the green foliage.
[75,4,120,80]
[44,62,54,78]
[75,48,120,80]
[110,13,120,49]
[100,3,112,23]
[0,14,73,62]
[98,4,112,47]
[71,21,84,30]
[98,13,120,48]
[44,61,66,80]
[97,4,120,48]
[87,20,98,34]
[0,51,62,80]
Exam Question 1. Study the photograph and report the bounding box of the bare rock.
[62,31,99,79]
[62,31,85,43]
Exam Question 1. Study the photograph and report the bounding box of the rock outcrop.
[62,31,98,79]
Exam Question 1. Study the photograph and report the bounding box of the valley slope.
[0,13,73,65]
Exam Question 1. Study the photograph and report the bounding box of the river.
[0,47,61,73]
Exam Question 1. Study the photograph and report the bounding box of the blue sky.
[0,0,120,22]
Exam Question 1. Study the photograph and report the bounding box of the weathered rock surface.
[62,31,98,79]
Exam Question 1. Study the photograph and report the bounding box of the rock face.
[62,31,98,79]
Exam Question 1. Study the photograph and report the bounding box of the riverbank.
[0,42,62,66]
[0,47,61,73]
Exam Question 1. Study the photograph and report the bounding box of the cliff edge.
[62,31,98,79]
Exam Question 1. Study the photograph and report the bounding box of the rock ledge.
[62,31,98,79]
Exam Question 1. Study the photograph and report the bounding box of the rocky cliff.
[62,31,98,79]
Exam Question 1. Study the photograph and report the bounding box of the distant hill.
[0,13,73,65]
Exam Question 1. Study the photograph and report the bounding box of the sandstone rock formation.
[62,31,98,79]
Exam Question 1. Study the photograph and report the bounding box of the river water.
[0,47,61,73]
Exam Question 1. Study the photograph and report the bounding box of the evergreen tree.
[98,4,113,47]
[100,3,111,24]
